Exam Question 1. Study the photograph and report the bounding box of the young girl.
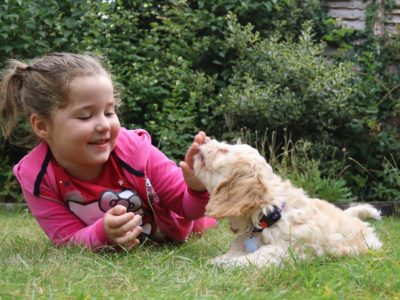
[0,52,215,249]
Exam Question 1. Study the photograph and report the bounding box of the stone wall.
[324,0,370,31]
[323,0,400,34]
[386,0,400,33]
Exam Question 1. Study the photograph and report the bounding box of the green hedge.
[1,0,399,202]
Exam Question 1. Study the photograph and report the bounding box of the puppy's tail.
[344,204,382,220]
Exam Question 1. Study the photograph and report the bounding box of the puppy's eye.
[198,152,204,161]
[218,148,229,154]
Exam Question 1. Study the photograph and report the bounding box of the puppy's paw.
[208,256,228,266]
[209,255,251,268]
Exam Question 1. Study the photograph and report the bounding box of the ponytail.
[0,61,30,139]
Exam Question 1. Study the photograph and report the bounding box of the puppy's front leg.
[215,244,288,268]
[210,234,248,265]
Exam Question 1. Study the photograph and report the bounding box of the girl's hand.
[179,131,208,192]
[104,205,142,249]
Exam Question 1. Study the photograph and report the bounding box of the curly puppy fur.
[193,139,382,268]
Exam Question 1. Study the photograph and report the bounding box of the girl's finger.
[115,226,142,245]
[107,211,135,229]
[115,215,142,235]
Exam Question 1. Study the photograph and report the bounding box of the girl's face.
[45,75,120,180]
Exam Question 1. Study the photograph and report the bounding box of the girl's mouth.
[89,139,109,145]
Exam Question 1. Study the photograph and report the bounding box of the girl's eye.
[77,115,91,120]
[105,112,115,117]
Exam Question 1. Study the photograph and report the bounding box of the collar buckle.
[252,203,285,232]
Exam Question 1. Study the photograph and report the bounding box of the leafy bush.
[0,144,23,202]
[372,156,400,201]
[1,0,399,203]
[240,129,355,202]
[0,0,98,66]
[335,35,400,200]
[220,15,356,141]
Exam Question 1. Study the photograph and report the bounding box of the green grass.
[1,209,400,299]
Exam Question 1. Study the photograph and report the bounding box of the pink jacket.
[14,128,209,248]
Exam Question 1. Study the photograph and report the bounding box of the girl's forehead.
[67,75,115,108]
[69,75,113,93]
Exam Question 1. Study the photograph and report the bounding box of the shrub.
[240,129,355,202]
[220,15,356,141]
[1,0,398,203]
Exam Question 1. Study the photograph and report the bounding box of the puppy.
[193,139,382,267]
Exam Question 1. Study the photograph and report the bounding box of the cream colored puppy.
[193,139,382,268]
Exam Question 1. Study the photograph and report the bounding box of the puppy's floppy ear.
[205,161,271,218]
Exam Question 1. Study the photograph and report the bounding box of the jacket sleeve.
[13,143,110,249]
[21,187,109,248]
[145,143,209,220]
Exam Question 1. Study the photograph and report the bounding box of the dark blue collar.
[252,203,285,232]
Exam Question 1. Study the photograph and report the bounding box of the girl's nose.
[95,115,111,131]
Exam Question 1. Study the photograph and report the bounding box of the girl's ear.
[30,113,50,140]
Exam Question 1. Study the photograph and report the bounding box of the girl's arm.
[22,188,109,249]
[145,144,209,220]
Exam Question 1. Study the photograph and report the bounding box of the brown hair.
[0,52,119,141]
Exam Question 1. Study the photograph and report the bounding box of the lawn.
[1,208,400,299]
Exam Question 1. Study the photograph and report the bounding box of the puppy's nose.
[230,224,238,233]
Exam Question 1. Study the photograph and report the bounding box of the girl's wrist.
[188,187,209,196]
